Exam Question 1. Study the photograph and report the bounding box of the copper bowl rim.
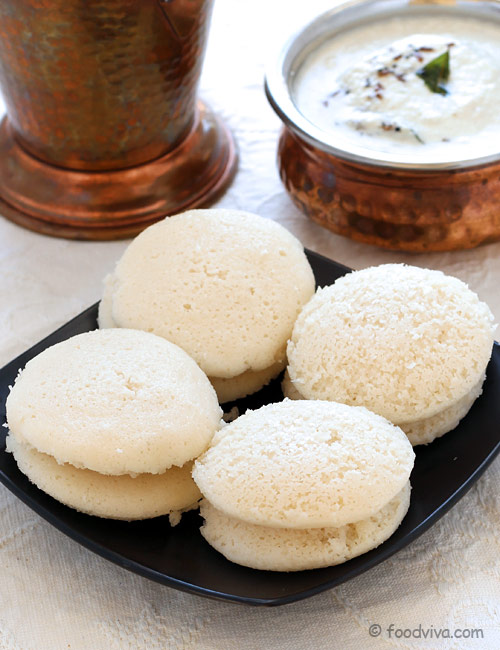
[265,0,500,172]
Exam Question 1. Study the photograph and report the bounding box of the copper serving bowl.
[265,0,500,252]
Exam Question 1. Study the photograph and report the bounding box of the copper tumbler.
[0,0,237,239]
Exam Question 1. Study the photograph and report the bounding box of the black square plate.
[0,250,499,606]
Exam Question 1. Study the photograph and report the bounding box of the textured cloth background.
[0,1,499,648]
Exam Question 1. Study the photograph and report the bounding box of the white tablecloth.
[1,1,499,648]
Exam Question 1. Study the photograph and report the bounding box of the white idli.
[6,328,222,475]
[193,400,414,529]
[199,482,410,571]
[98,209,315,401]
[286,264,495,444]
[7,434,201,522]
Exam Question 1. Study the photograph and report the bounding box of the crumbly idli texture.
[100,291,285,404]
[98,274,117,329]
[100,209,315,379]
[6,329,222,476]
[200,483,410,571]
[283,372,485,446]
[287,264,495,423]
[401,377,484,445]
[281,369,302,400]
[193,400,414,529]
[210,360,285,403]
[7,435,201,521]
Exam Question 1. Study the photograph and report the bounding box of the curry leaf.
[416,50,450,95]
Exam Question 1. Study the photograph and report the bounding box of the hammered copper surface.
[0,0,236,239]
[0,0,214,170]
[279,128,500,252]
[0,102,237,240]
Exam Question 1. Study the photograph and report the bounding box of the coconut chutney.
[293,15,500,160]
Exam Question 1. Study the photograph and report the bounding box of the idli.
[193,400,414,529]
[98,209,315,402]
[286,264,495,444]
[6,328,222,475]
